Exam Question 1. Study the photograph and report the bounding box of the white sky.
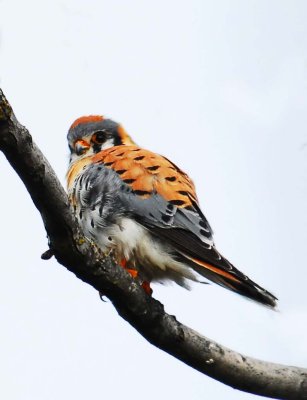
[0,1,307,399]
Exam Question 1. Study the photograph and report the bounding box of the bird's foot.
[126,268,138,278]
[141,281,153,296]
[120,259,152,296]
[120,259,138,278]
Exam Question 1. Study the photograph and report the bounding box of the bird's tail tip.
[230,278,278,309]
[186,254,278,308]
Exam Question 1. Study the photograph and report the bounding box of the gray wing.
[71,163,277,307]
[71,163,213,242]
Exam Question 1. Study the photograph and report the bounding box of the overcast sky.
[1,1,307,399]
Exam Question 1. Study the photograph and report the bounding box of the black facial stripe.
[113,134,123,146]
[92,143,103,153]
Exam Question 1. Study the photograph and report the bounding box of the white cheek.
[69,138,115,163]
[69,148,95,163]
[69,153,79,163]
[100,138,115,150]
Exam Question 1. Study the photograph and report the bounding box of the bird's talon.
[120,259,138,278]
[141,281,153,296]
[120,259,127,268]
[126,268,138,278]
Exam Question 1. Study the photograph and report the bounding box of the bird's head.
[67,115,135,163]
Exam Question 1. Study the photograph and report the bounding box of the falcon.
[66,115,277,307]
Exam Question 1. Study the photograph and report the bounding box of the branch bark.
[0,89,306,400]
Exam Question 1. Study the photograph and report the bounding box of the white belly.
[81,214,197,286]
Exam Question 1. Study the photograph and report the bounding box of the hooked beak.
[75,139,90,156]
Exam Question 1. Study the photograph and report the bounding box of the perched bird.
[66,115,277,307]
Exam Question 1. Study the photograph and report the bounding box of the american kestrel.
[66,115,277,307]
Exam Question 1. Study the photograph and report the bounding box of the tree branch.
[0,89,306,400]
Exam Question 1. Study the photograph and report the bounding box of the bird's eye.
[92,130,106,144]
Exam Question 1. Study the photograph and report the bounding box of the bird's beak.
[75,139,90,156]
